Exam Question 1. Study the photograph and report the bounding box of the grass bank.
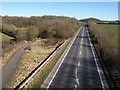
[88,22,120,89]
[25,38,72,88]
[6,40,55,88]
[0,32,14,42]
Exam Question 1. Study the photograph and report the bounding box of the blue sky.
[1,2,118,20]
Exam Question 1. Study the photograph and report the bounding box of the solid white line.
[86,27,105,89]
[46,27,82,89]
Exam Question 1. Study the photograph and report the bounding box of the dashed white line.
[81,41,83,44]
[75,85,77,90]
[76,78,79,85]
[81,38,83,41]
[75,68,79,85]
[46,27,82,89]
[78,62,80,67]
[80,45,82,48]
[79,51,81,55]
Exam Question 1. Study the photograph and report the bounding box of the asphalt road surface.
[41,26,109,89]
[2,44,31,89]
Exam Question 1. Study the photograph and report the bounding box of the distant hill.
[80,18,101,23]
[80,17,120,24]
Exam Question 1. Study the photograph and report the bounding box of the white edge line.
[86,27,105,89]
[46,27,82,89]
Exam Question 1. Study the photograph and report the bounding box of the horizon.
[1,2,118,21]
[1,15,119,21]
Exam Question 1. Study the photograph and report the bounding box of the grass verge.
[88,22,120,89]
[25,38,72,88]
[6,43,55,88]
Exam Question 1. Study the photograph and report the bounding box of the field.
[94,24,118,40]
[0,32,14,68]
[0,32,14,42]
[89,22,120,88]
[89,23,119,62]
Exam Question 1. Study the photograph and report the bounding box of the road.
[41,26,109,89]
[2,43,33,89]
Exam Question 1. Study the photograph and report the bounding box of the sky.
[1,2,118,20]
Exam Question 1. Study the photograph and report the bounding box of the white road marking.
[75,68,77,77]
[46,27,82,89]
[79,51,81,55]
[80,45,82,48]
[76,78,79,85]
[78,62,80,67]
[75,85,77,90]
[19,39,67,89]
[75,68,79,85]
[86,27,105,89]
[81,41,83,44]
[81,38,83,41]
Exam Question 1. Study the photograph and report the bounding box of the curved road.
[2,43,31,89]
[41,26,109,89]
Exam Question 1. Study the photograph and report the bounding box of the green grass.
[95,24,119,40]
[0,32,14,42]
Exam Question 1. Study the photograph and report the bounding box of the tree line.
[2,15,81,42]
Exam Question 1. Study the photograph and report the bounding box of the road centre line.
[79,51,81,55]
[81,41,83,44]
[75,85,77,90]
[75,68,79,85]
[46,27,82,89]
[81,38,83,41]
[78,62,80,67]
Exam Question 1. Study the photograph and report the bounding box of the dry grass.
[6,43,55,88]
[24,38,71,88]
[1,41,30,69]
[88,21,120,88]
[89,22,118,62]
